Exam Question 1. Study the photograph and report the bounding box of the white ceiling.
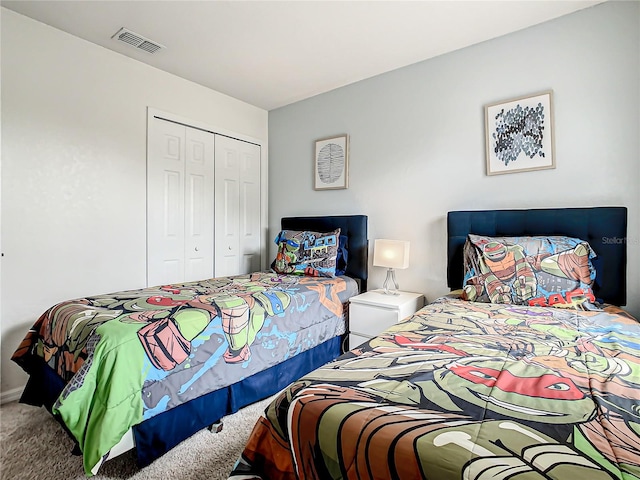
[2,0,603,111]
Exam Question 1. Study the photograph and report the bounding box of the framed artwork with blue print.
[485,90,555,176]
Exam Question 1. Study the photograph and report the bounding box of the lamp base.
[382,268,400,295]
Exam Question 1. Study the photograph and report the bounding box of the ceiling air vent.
[111,27,165,54]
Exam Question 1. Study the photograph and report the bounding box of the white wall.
[0,9,268,399]
[268,2,640,316]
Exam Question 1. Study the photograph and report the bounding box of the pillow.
[335,234,349,276]
[272,229,341,277]
[461,234,598,310]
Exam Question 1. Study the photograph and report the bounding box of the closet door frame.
[146,107,268,285]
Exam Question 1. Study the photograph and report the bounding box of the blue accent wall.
[268,1,640,318]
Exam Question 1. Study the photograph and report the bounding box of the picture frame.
[485,90,555,176]
[314,134,349,190]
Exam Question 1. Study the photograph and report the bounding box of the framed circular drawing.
[314,134,349,190]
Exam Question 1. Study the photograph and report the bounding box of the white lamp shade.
[373,239,410,269]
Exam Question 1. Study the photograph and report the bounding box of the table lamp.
[373,239,410,295]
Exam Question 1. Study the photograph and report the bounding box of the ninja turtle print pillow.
[461,234,599,310]
[272,228,341,277]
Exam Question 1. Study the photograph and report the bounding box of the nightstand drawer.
[350,302,400,337]
[349,332,371,349]
[347,290,425,346]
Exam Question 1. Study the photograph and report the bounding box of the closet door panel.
[239,142,261,274]
[214,136,241,277]
[217,177,240,276]
[184,128,214,282]
[147,118,186,286]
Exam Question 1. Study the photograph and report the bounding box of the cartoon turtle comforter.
[11,271,358,475]
[230,295,640,480]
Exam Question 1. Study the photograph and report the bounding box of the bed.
[229,206,640,480]
[10,214,368,476]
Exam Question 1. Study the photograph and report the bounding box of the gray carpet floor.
[0,396,273,480]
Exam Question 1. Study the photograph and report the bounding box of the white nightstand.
[348,289,425,349]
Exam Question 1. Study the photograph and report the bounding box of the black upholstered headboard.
[281,215,368,292]
[447,207,627,306]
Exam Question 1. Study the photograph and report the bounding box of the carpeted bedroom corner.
[0,396,272,480]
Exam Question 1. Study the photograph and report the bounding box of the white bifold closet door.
[147,117,214,286]
[214,135,261,277]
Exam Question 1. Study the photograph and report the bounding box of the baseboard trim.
[1,386,24,405]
